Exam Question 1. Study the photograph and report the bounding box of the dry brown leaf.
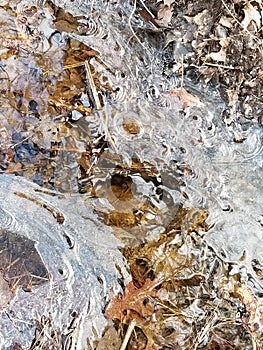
[96,322,122,350]
[198,66,217,85]
[4,162,23,174]
[185,9,214,36]
[104,211,139,228]
[167,88,204,110]
[105,279,157,322]
[53,7,80,34]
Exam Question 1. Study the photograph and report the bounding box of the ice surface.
[0,175,128,349]
[0,0,263,347]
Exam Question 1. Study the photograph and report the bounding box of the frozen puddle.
[0,0,263,348]
[0,175,127,349]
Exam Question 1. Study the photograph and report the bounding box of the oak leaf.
[105,279,157,321]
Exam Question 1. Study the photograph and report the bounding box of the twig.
[138,0,159,31]
[139,0,155,19]
[4,311,34,326]
[64,62,85,69]
[84,63,116,150]
[193,309,219,350]
[248,331,257,350]
[180,54,184,89]
[128,0,147,49]
[251,336,257,350]
[10,134,33,149]
[203,62,236,70]
[120,320,136,350]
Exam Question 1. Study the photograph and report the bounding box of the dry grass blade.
[128,0,148,48]
[84,60,116,150]
[120,320,137,350]
[84,60,102,110]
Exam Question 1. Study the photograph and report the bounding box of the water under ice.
[0,0,263,348]
[56,0,263,264]
[0,174,128,349]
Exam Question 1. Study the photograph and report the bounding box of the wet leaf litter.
[0,0,263,349]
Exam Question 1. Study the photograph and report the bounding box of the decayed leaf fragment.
[241,2,261,32]
[207,49,226,62]
[207,37,230,63]
[0,272,13,309]
[155,4,173,27]
[105,279,157,322]
[235,284,263,331]
[157,0,175,7]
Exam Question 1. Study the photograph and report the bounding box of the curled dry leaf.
[207,37,230,63]
[235,284,263,331]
